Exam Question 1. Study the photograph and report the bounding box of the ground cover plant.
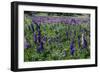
[24,11,90,62]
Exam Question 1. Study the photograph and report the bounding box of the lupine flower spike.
[37,42,44,53]
[66,32,68,39]
[33,32,37,43]
[37,29,41,43]
[70,39,75,56]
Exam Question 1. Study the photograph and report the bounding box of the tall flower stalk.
[37,42,44,53]
[33,32,37,43]
[37,29,41,43]
[70,39,75,56]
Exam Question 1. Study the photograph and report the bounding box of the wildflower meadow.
[24,11,90,62]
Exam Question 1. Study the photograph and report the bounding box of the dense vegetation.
[24,11,90,62]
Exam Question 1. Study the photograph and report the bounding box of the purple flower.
[37,42,44,53]
[33,32,37,43]
[66,32,68,39]
[38,29,41,36]
[32,16,89,25]
[70,19,76,25]
[37,30,41,43]
[70,40,75,56]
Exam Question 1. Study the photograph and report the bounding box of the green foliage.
[24,17,90,62]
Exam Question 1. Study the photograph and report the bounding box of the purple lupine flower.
[38,29,41,36]
[32,16,89,25]
[33,32,37,43]
[37,29,41,43]
[24,38,30,49]
[70,40,75,56]
[66,32,68,39]
[37,42,44,53]
[70,19,76,25]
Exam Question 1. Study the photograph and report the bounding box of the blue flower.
[37,30,41,43]
[71,48,75,56]
[38,29,41,36]
[33,32,37,43]
[70,40,75,56]
[66,32,68,39]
